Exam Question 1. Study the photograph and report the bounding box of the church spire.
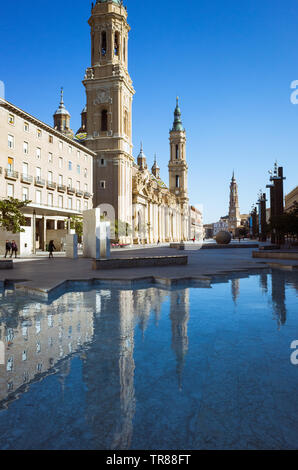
[151,153,160,178]
[172,96,184,132]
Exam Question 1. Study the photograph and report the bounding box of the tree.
[0,197,30,233]
[68,216,83,241]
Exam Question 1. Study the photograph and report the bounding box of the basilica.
[74,0,190,244]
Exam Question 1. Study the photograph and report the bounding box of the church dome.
[54,88,70,117]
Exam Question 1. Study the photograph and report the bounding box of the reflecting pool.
[0,270,297,450]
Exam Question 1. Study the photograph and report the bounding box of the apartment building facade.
[0,98,95,255]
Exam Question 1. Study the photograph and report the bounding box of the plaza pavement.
[0,244,297,297]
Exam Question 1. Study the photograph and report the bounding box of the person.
[4,240,11,258]
[193,236,196,243]
[48,240,56,259]
[10,240,18,258]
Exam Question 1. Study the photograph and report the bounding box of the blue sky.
[0,0,297,223]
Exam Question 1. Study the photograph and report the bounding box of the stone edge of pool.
[0,265,276,301]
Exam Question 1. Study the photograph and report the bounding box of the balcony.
[76,190,84,197]
[5,169,18,180]
[34,177,45,187]
[67,186,76,195]
[47,181,57,190]
[84,191,92,199]
[21,174,33,184]
[57,184,66,193]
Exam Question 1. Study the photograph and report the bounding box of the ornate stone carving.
[93,89,112,105]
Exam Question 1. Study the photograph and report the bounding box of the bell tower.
[168,98,188,203]
[83,0,135,241]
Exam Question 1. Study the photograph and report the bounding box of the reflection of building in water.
[231,279,240,304]
[271,272,287,328]
[170,289,190,390]
[0,291,94,404]
[83,289,136,450]
[133,288,168,336]
[259,273,268,294]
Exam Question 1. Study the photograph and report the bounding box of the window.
[77,164,80,174]
[36,148,41,159]
[84,201,88,210]
[77,151,80,159]
[7,157,14,171]
[8,114,15,125]
[69,161,72,171]
[58,195,63,208]
[68,197,72,210]
[176,145,179,159]
[36,167,41,179]
[76,181,80,190]
[84,154,88,161]
[49,135,53,144]
[47,193,53,207]
[48,153,53,163]
[23,141,28,154]
[101,31,107,56]
[100,158,105,166]
[48,171,53,183]
[123,37,126,61]
[22,187,29,201]
[6,357,13,372]
[84,168,88,178]
[22,162,28,176]
[22,351,27,362]
[7,184,14,198]
[59,141,63,150]
[101,110,108,132]
[84,183,88,192]
[76,199,81,212]
[68,146,72,154]
[176,175,180,188]
[8,135,14,149]
[24,122,29,132]
[99,180,106,189]
[37,129,42,138]
[59,157,63,169]
[36,190,41,204]
[59,175,63,185]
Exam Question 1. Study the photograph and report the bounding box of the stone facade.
[285,186,298,212]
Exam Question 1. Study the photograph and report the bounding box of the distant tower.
[137,143,147,170]
[228,172,241,233]
[53,88,74,138]
[151,154,160,179]
[83,0,135,242]
[170,289,190,390]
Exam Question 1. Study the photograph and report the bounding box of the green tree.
[67,216,83,241]
[0,197,31,233]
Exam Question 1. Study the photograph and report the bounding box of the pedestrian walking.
[4,240,11,258]
[48,240,56,259]
[10,240,18,258]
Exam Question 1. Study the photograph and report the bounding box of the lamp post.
[266,162,286,245]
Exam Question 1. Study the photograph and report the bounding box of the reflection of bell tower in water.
[170,289,190,390]
[83,0,135,236]
[83,290,136,450]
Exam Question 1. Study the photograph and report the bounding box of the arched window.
[101,31,107,56]
[114,32,119,56]
[175,145,179,159]
[123,38,126,62]
[101,110,108,132]
[176,175,180,188]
